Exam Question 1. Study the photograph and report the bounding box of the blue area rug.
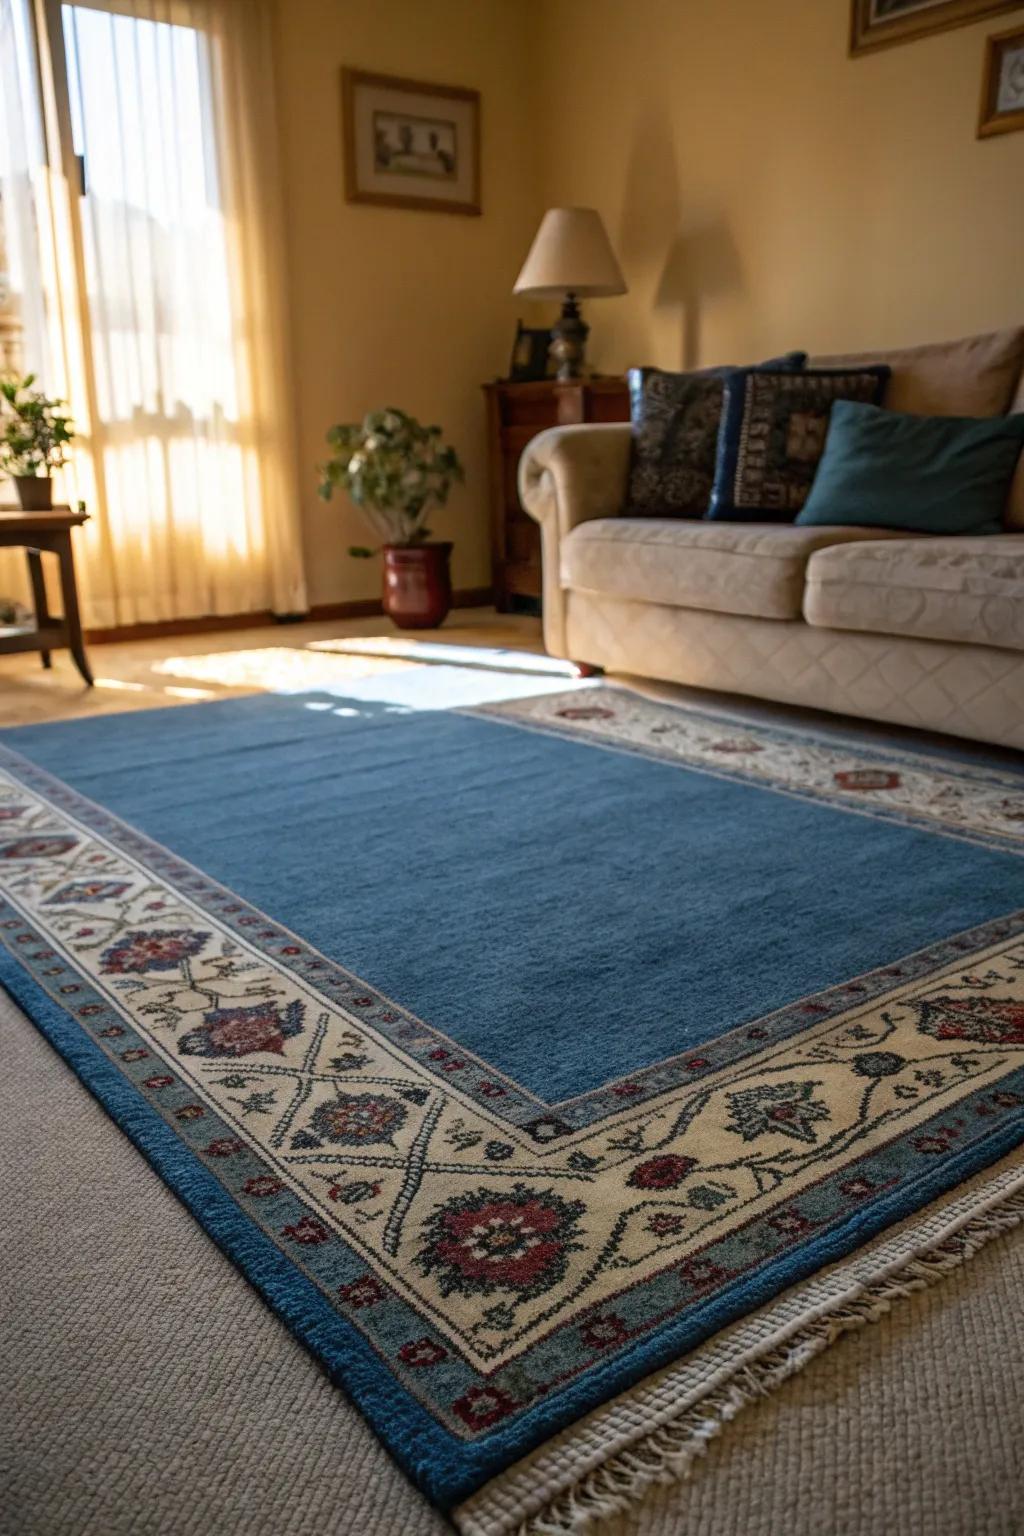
[6,690,1023,1100]
[2,683,1024,1531]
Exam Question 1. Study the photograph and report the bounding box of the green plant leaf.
[0,373,75,474]
[319,408,462,545]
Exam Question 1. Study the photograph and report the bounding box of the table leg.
[55,531,94,686]
[25,548,52,670]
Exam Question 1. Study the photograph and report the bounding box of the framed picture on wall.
[341,68,481,216]
[978,25,1024,136]
[850,0,1022,55]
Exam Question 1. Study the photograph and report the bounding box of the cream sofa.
[519,328,1024,751]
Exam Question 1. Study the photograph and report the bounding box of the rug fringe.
[515,1188,1024,1535]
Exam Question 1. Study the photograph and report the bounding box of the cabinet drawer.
[506,518,540,563]
[498,395,559,428]
[500,424,548,456]
[590,393,633,422]
[505,559,542,599]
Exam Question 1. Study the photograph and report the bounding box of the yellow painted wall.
[274,0,1024,606]
[272,0,539,606]
[532,0,1024,375]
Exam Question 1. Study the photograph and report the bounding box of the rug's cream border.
[456,1151,1024,1536]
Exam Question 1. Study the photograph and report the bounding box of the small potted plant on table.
[318,407,463,629]
[0,374,75,511]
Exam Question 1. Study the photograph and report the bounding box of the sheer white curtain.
[0,0,307,626]
[0,0,50,377]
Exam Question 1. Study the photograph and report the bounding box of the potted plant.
[318,407,463,628]
[0,374,75,511]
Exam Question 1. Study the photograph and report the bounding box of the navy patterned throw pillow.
[708,366,891,523]
[624,352,807,520]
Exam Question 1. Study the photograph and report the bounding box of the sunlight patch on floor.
[153,644,589,710]
[310,636,575,677]
[154,648,413,692]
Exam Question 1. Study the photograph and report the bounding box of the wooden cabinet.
[482,377,630,612]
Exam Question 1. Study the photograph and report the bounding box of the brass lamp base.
[549,292,589,381]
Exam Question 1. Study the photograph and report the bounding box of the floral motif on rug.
[1,711,1023,1530]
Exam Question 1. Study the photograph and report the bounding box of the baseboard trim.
[306,588,493,623]
[83,588,495,647]
[85,611,277,645]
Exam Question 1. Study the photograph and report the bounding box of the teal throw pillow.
[796,401,1024,535]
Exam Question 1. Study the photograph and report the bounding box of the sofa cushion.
[796,401,1024,535]
[624,353,807,520]
[708,367,890,522]
[804,535,1024,652]
[561,518,906,622]
[813,327,1024,417]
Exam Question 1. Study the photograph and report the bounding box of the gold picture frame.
[341,68,481,217]
[978,25,1024,137]
[850,0,1022,56]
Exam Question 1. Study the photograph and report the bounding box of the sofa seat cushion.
[560,518,906,621]
[804,535,1024,651]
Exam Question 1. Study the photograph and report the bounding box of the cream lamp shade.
[513,207,627,299]
[512,207,626,380]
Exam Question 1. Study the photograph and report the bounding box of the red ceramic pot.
[382,542,453,629]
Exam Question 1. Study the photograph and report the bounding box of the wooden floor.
[0,608,545,728]
[3,606,1012,776]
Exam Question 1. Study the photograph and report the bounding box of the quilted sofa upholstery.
[561,519,907,622]
[804,536,1024,652]
[519,328,1024,750]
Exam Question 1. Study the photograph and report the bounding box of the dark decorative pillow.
[624,353,807,520]
[708,366,891,523]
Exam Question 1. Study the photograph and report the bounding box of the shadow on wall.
[656,219,744,369]
[617,108,744,369]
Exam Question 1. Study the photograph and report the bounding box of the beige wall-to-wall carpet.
[3,981,1024,1536]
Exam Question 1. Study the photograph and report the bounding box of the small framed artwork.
[850,0,1021,55]
[508,323,552,382]
[978,26,1024,137]
[341,68,481,216]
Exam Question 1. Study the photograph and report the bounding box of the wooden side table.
[0,507,94,685]
[482,376,630,612]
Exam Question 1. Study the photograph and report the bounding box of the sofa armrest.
[518,423,632,657]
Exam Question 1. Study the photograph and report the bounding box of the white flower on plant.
[319,407,463,547]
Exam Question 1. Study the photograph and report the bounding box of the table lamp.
[513,207,627,380]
